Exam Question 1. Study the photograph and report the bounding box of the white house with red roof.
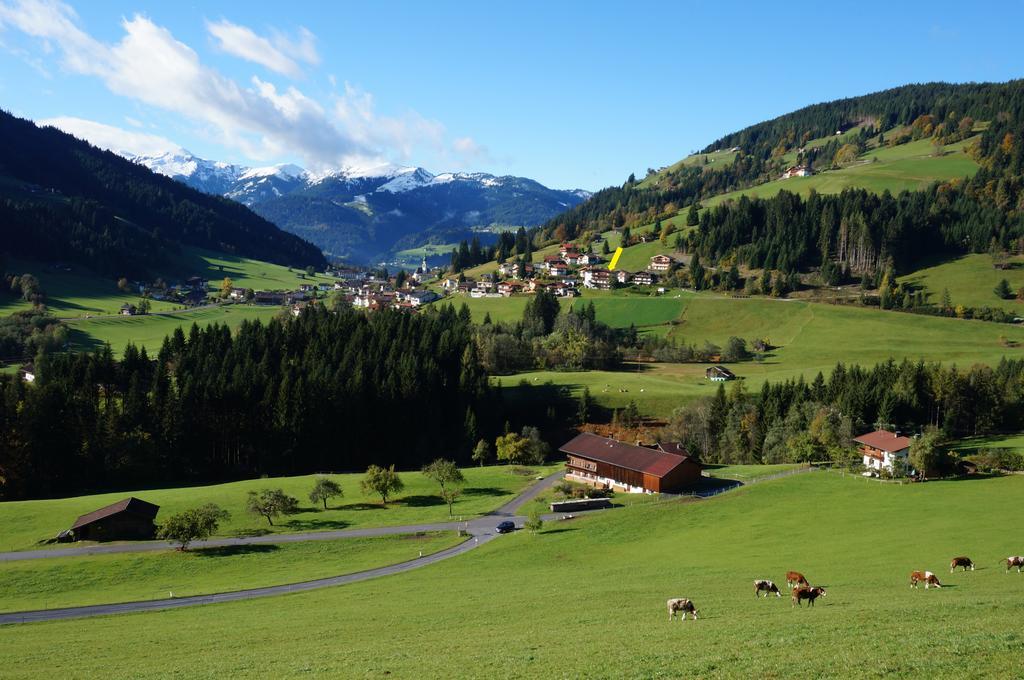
[854,429,912,472]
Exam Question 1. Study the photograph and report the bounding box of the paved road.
[0,472,566,624]
[0,472,565,563]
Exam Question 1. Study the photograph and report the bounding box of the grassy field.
[0,464,560,552]
[901,253,1024,314]
[703,136,979,208]
[438,289,689,328]
[500,292,1024,417]
[64,304,283,356]
[0,532,462,613]
[4,472,1022,677]
[171,248,336,291]
[0,259,184,318]
[0,250,335,320]
[949,432,1024,456]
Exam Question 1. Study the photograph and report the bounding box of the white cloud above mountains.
[0,0,486,172]
[39,115,183,156]
[206,19,318,79]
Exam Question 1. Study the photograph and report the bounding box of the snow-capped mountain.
[132,151,591,262]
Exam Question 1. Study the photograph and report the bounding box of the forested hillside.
[0,111,325,278]
[0,305,489,499]
[539,80,1024,275]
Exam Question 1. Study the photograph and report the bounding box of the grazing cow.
[910,570,943,588]
[754,579,782,598]
[786,571,809,589]
[1006,556,1024,573]
[666,598,699,621]
[791,586,826,607]
[950,556,975,572]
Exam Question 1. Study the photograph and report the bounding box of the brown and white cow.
[754,579,782,598]
[950,556,974,572]
[667,598,699,621]
[1006,556,1024,573]
[786,571,809,589]
[791,586,826,607]
[910,570,943,588]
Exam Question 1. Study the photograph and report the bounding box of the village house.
[706,365,736,381]
[559,433,702,494]
[498,281,524,297]
[229,287,251,301]
[854,429,912,473]
[558,243,578,258]
[441,277,461,292]
[633,271,657,286]
[404,290,440,306]
[578,253,602,266]
[583,268,612,290]
[18,363,35,383]
[649,254,674,272]
[119,303,138,316]
[614,270,632,285]
[781,165,812,179]
[456,281,476,295]
[69,497,160,542]
[548,262,570,277]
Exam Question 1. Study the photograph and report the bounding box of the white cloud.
[453,136,489,161]
[205,19,318,78]
[334,82,447,162]
[0,0,487,172]
[123,116,143,128]
[39,115,183,156]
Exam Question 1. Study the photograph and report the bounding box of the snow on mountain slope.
[129,149,591,261]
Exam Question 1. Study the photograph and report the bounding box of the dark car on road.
[495,520,516,534]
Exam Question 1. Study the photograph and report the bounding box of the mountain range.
[132,151,591,263]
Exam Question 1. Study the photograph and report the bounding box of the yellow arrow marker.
[608,247,624,270]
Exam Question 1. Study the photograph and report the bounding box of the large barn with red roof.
[559,433,702,494]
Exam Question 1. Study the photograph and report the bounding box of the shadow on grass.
[229,528,272,538]
[538,527,580,535]
[193,544,280,558]
[334,502,386,511]
[283,518,352,532]
[400,495,445,508]
[461,486,507,497]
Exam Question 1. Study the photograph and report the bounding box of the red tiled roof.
[71,497,160,530]
[853,430,912,453]
[560,433,697,478]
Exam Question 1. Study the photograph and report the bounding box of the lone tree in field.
[910,429,947,478]
[308,477,343,510]
[994,278,1013,300]
[422,459,466,517]
[525,506,544,533]
[686,202,699,226]
[472,439,492,467]
[495,432,532,465]
[361,464,404,505]
[158,504,230,551]
[246,489,299,526]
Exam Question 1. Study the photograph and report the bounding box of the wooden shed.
[70,497,160,541]
[559,433,702,494]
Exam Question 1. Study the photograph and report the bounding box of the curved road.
[0,471,565,625]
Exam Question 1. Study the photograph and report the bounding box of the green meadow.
[4,472,1022,678]
[499,292,1024,418]
[703,136,979,208]
[0,249,335,320]
[0,532,462,614]
[0,464,560,552]
[900,253,1024,314]
[64,305,283,356]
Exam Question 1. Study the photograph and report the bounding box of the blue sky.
[1,1,1022,190]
